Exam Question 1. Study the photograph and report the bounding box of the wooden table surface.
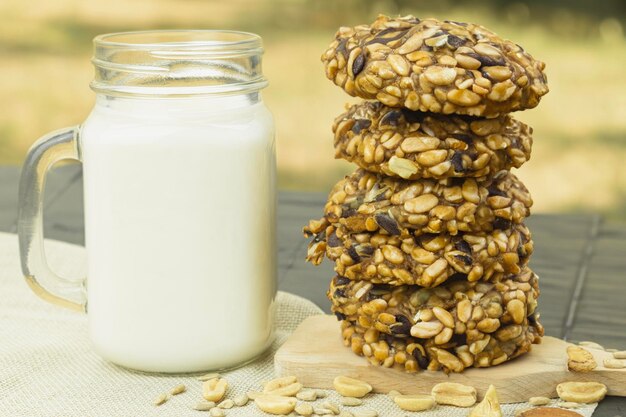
[0,164,624,416]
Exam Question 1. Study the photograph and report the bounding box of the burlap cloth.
[0,232,597,416]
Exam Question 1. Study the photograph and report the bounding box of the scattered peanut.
[603,358,625,369]
[170,384,186,395]
[254,394,297,415]
[578,341,604,350]
[566,346,597,372]
[333,376,372,398]
[263,375,302,396]
[557,381,607,403]
[209,408,225,417]
[528,396,551,406]
[340,396,363,406]
[613,350,626,359]
[153,393,168,406]
[320,401,337,414]
[194,401,216,411]
[218,399,234,409]
[431,382,477,407]
[559,402,580,409]
[314,406,333,415]
[316,390,328,398]
[202,378,228,402]
[387,389,401,399]
[339,410,354,417]
[296,390,318,401]
[393,394,435,411]
[295,402,314,416]
[233,393,249,406]
[246,391,262,400]
[469,385,502,417]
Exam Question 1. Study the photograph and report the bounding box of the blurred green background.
[1,0,625,217]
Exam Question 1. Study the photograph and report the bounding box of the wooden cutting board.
[275,315,626,403]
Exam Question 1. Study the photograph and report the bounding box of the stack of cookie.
[304,15,549,373]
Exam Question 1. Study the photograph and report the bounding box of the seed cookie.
[333,101,532,179]
[310,168,531,237]
[305,222,533,287]
[322,15,548,117]
[331,269,543,373]
[329,269,540,342]
[338,314,542,373]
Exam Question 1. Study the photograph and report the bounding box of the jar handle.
[17,126,86,312]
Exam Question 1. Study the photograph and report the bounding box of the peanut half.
[613,350,626,359]
[202,378,228,402]
[194,401,216,411]
[387,389,401,399]
[578,341,604,350]
[341,396,363,406]
[254,394,297,415]
[528,396,551,406]
[263,375,302,396]
[333,376,373,398]
[393,394,435,411]
[603,358,625,369]
[469,384,502,417]
[296,390,318,401]
[233,393,249,406]
[217,399,234,409]
[556,381,607,404]
[153,393,168,406]
[431,382,477,407]
[322,401,340,414]
[566,346,597,372]
[209,408,225,417]
[169,384,186,395]
[316,389,328,398]
[295,402,314,416]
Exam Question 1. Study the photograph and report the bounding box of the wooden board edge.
[275,315,626,402]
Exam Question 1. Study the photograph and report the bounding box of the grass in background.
[0,0,625,218]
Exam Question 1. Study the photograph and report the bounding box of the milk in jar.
[17,30,276,372]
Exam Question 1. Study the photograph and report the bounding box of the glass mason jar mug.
[17,31,276,372]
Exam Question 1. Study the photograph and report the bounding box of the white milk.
[80,94,276,372]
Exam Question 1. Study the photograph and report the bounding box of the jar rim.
[93,30,263,52]
[91,30,268,97]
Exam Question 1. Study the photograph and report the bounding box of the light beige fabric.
[0,232,597,416]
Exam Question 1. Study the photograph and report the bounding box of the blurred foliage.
[0,0,625,217]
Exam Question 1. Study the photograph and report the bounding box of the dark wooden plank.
[0,164,83,242]
[42,164,84,245]
[277,192,335,309]
[525,214,596,340]
[568,221,626,348]
[596,396,626,416]
[0,167,20,232]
